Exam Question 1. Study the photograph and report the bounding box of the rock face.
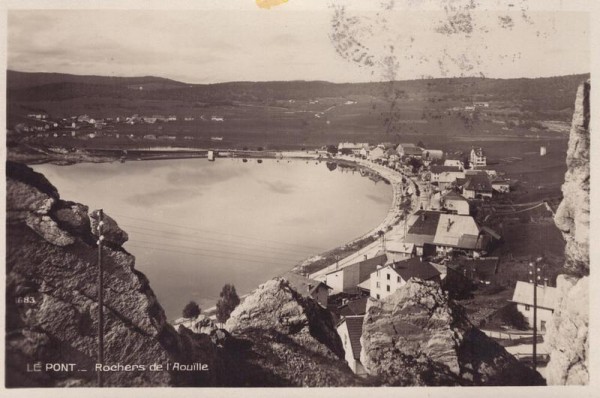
[554,79,590,276]
[224,278,362,386]
[5,162,216,387]
[546,80,590,385]
[360,280,544,386]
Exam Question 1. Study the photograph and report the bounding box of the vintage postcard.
[1,0,596,395]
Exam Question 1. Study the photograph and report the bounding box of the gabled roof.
[463,173,493,192]
[339,296,368,317]
[511,281,557,310]
[433,214,481,248]
[339,316,365,360]
[389,257,441,282]
[283,272,331,298]
[408,211,443,236]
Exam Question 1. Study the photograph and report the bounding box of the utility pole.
[96,210,105,387]
[528,257,544,372]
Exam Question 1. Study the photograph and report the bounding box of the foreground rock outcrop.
[224,278,363,386]
[360,280,545,386]
[546,79,590,385]
[6,162,217,387]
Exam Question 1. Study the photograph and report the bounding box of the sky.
[6,0,592,84]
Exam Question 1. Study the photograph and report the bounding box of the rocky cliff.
[546,79,590,384]
[5,161,218,387]
[360,280,545,386]
[223,278,363,386]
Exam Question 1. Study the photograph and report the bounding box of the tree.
[417,140,426,149]
[182,301,201,319]
[216,284,240,325]
[326,144,338,155]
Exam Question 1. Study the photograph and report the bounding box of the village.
[283,141,559,378]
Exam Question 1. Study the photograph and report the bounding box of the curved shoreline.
[294,156,419,278]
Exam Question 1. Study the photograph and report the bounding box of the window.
[541,320,547,332]
[376,282,380,288]
[397,276,400,283]
[386,285,390,292]
[387,274,390,280]
[525,305,530,311]
[376,294,380,299]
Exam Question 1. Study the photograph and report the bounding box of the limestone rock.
[90,210,129,246]
[223,278,362,386]
[545,276,589,384]
[6,163,217,387]
[52,201,91,236]
[25,214,76,246]
[546,80,590,385]
[360,280,544,386]
[554,79,590,276]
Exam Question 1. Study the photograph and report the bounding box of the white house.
[470,148,487,168]
[422,149,444,161]
[336,316,367,375]
[325,254,387,293]
[368,147,386,161]
[369,257,441,300]
[462,172,493,199]
[396,143,423,158]
[491,178,510,193]
[510,281,557,332]
[430,166,463,182]
[444,159,464,170]
[441,191,470,215]
[385,241,415,262]
[433,214,485,256]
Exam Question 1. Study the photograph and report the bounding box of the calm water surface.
[33,158,392,319]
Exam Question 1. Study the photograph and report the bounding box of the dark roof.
[403,146,424,156]
[343,316,364,360]
[443,191,468,201]
[392,257,441,281]
[463,173,493,192]
[407,211,443,236]
[283,272,330,298]
[430,165,461,174]
[339,296,368,317]
[446,257,499,282]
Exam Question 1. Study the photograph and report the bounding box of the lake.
[33,158,392,320]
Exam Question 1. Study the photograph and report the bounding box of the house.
[404,210,444,257]
[325,253,387,294]
[474,101,490,108]
[336,316,367,375]
[422,149,444,161]
[429,166,463,182]
[491,177,510,193]
[211,116,224,122]
[338,142,369,155]
[510,281,557,332]
[143,117,157,124]
[359,147,369,158]
[385,241,416,261]
[444,159,464,170]
[396,143,423,158]
[433,214,487,257]
[368,147,386,161]
[282,272,331,308]
[369,257,441,300]
[337,296,368,317]
[470,147,487,168]
[441,191,470,215]
[462,172,493,199]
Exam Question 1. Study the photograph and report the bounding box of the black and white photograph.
[2,0,594,392]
